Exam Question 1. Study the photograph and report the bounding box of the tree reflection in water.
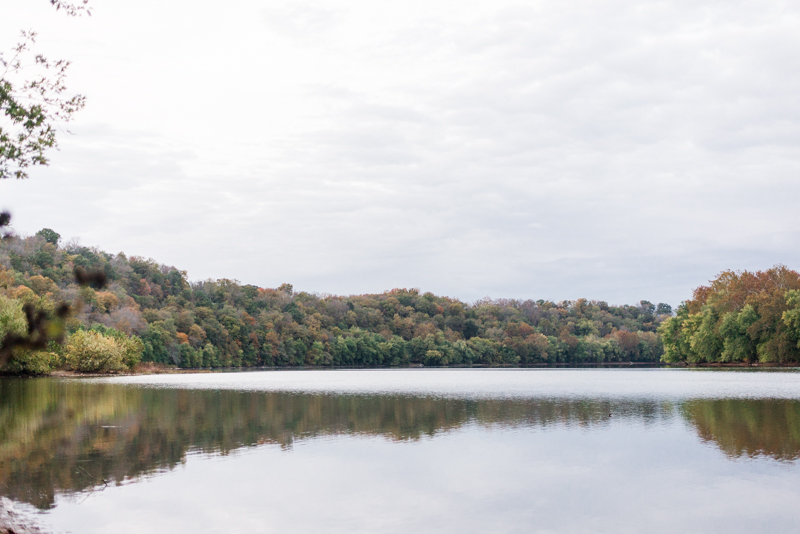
[0,378,798,509]
[682,399,800,461]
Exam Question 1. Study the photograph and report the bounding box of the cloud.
[2,0,799,304]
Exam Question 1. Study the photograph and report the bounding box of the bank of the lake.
[27,360,800,380]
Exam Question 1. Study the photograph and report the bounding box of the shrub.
[0,295,26,343]
[0,296,59,375]
[4,351,58,375]
[65,330,127,372]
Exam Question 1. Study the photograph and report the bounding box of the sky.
[1,0,799,306]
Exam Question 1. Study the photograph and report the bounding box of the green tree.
[784,290,800,348]
[36,228,61,244]
[719,306,758,363]
[659,267,800,363]
[1,2,88,179]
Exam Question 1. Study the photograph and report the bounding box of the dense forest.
[659,266,800,363]
[0,229,672,374]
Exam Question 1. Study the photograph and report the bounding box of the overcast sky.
[2,0,799,305]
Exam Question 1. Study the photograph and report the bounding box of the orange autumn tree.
[659,266,800,363]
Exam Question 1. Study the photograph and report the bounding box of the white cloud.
[2,0,799,304]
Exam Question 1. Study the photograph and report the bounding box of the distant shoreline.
[16,361,794,379]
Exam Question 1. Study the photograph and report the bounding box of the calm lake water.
[2,368,800,533]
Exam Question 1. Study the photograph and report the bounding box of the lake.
[2,368,800,533]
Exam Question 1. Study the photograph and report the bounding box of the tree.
[656,303,672,315]
[0,2,98,363]
[65,329,137,372]
[36,227,60,244]
[0,1,89,179]
[658,266,800,364]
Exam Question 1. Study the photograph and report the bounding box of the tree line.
[0,229,671,374]
[659,266,800,363]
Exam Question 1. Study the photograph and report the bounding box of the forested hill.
[660,266,800,364]
[0,229,672,373]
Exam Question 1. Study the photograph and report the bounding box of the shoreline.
[9,361,795,379]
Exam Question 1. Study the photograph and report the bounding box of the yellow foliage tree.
[65,330,142,373]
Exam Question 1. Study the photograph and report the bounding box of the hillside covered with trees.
[0,229,672,374]
[659,266,800,364]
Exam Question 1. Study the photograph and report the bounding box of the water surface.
[2,368,799,533]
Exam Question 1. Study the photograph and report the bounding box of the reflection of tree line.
[682,399,800,461]
[0,380,798,509]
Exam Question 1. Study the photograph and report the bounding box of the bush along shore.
[2,229,799,375]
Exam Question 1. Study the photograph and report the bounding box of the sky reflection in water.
[2,369,799,533]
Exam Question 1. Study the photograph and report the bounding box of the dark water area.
[1,369,800,533]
